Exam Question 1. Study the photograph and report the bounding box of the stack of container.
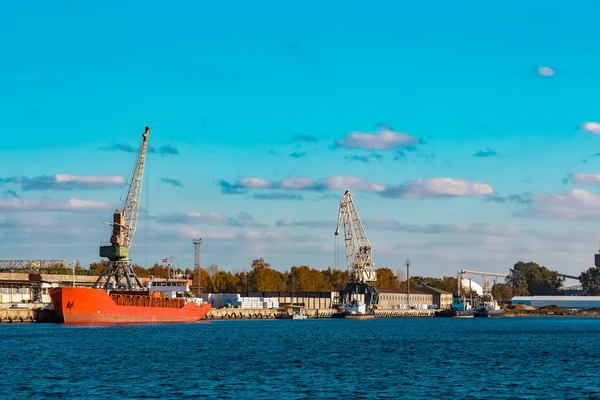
[199,294,281,309]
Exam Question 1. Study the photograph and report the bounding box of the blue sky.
[2,1,600,279]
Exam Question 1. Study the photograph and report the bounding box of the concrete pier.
[0,306,435,323]
[203,308,435,320]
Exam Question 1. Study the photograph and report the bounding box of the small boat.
[276,304,307,320]
[332,299,375,319]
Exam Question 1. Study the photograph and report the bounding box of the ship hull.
[49,287,211,324]
[434,309,475,318]
[331,312,375,319]
[474,308,504,318]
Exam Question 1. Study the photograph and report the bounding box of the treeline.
[52,258,600,298]
[86,258,459,294]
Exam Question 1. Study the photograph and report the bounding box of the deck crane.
[335,190,379,310]
[94,126,150,291]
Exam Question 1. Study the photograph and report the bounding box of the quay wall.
[0,307,435,323]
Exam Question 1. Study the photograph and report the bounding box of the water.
[2,317,600,399]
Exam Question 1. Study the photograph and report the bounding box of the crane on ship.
[94,126,150,291]
[335,190,379,310]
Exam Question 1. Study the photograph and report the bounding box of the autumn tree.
[322,267,350,291]
[248,258,286,292]
[373,267,400,289]
[89,261,109,276]
[132,264,148,278]
[398,276,458,295]
[289,266,333,292]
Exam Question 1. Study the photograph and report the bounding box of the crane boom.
[460,269,507,278]
[335,190,376,283]
[122,127,149,247]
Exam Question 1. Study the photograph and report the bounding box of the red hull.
[49,287,211,324]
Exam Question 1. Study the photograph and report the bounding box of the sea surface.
[1,317,600,399]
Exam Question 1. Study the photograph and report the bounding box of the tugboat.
[332,299,375,319]
[434,295,474,318]
[474,294,504,318]
[435,274,475,318]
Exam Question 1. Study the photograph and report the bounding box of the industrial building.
[512,296,600,309]
[0,272,96,305]
[376,288,433,309]
[419,286,453,309]
[204,292,339,310]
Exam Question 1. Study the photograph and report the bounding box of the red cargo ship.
[49,287,211,324]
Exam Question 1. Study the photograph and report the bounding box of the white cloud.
[220,176,494,199]
[580,122,600,135]
[380,178,494,199]
[0,174,125,190]
[0,198,112,212]
[517,189,600,220]
[54,174,125,185]
[537,66,555,77]
[176,228,238,240]
[568,173,600,185]
[336,127,419,149]
[153,211,264,227]
[277,217,519,236]
[322,177,387,193]
[238,177,273,189]
[176,227,312,243]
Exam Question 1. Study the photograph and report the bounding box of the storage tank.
[459,278,483,296]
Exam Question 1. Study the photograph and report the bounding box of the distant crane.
[459,269,508,299]
[95,127,150,291]
[335,190,379,309]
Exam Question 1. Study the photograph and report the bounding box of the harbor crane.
[459,269,508,300]
[95,126,150,291]
[335,190,379,309]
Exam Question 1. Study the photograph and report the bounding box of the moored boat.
[434,295,474,318]
[49,287,211,324]
[474,298,504,318]
[331,299,375,319]
[276,305,308,320]
[474,306,504,318]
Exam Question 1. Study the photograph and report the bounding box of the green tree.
[579,267,600,295]
[491,283,513,300]
[507,261,563,295]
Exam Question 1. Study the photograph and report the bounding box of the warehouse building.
[377,288,433,310]
[512,296,600,309]
[418,286,453,309]
[0,273,97,305]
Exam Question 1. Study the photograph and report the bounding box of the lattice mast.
[192,238,202,296]
[95,126,150,291]
[334,190,377,283]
